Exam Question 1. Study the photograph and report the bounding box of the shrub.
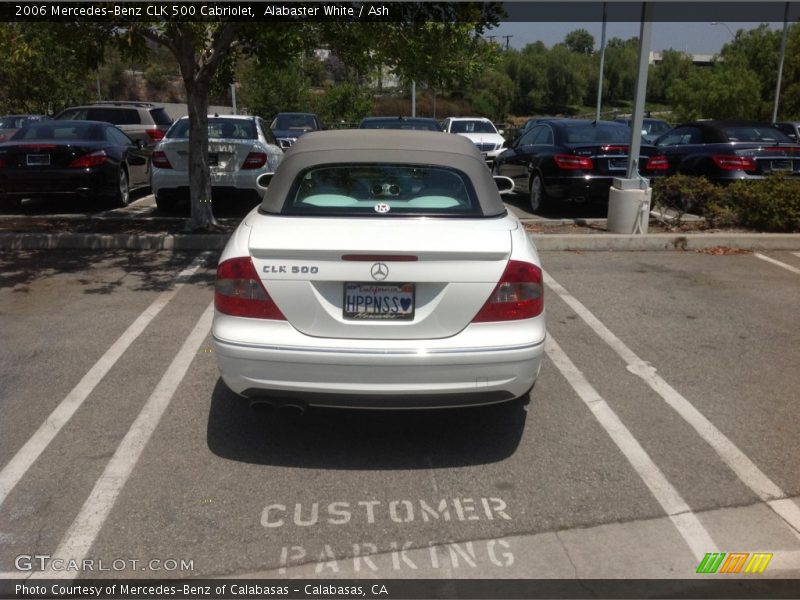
[651,174,722,216]
[722,175,800,232]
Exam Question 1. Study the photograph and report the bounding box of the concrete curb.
[2,231,800,252]
[0,232,230,250]
[530,233,800,251]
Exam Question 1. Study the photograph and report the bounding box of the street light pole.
[772,2,790,123]
[595,2,608,122]
[710,21,735,40]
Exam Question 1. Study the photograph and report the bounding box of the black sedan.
[0,120,149,211]
[654,120,800,183]
[359,117,443,132]
[494,119,666,212]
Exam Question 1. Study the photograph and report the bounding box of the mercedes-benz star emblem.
[370,262,389,281]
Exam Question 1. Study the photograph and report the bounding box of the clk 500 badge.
[263,265,320,274]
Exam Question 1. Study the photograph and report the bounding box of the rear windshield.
[450,120,497,134]
[270,114,318,131]
[13,123,105,141]
[149,108,173,126]
[360,119,441,131]
[283,164,481,217]
[166,118,257,140]
[86,108,140,125]
[562,123,631,144]
[722,126,791,143]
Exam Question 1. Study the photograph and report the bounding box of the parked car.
[440,117,506,166]
[0,120,149,210]
[150,115,284,212]
[614,117,672,143]
[54,101,173,149]
[494,119,667,211]
[269,112,321,149]
[654,120,800,183]
[358,116,443,132]
[773,121,800,143]
[0,114,50,142]
[212,129,544,411]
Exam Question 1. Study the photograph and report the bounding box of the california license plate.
[26,154,50,166]
[609,158,628,170]
[343,283,415,320]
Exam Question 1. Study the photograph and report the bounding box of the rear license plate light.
[26,154,50,166]
[343,283,415,320]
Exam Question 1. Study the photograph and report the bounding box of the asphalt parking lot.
[0,248,799,583]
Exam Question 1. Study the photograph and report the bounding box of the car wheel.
[155,193,178,213]
[529,174,548,213]
[110,168,130,207]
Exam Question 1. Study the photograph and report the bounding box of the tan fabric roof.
[259,129,507,216]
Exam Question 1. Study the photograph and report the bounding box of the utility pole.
[502,35,513,50]
[595,2,608,122]
[772,2,790,123]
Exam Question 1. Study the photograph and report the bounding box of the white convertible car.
[212,129,545,411]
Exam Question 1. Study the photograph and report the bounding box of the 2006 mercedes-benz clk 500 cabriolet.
[212,129,545,411]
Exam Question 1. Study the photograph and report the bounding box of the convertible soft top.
[259,129,507,217]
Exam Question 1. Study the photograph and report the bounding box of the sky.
[489,21,783,55]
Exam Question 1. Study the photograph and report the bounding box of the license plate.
[26,154,50,166]
[609,158,628,170]
[771,159,793,171]
[208,153,218,167]
[343,283,415,320]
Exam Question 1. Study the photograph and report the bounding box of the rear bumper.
[0,168,112,198]
[213,335,544,409]
[151,168,263,201]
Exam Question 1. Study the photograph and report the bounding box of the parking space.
[0,248,798,581]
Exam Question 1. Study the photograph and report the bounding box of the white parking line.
[545,334,717,561]
[793,252,800,260]
[754,253,800,276]
[0,253,211,510]
[31,303,214,580]
[543,271,800,536]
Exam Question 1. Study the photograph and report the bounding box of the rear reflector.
[151,151,172,169]
[645,155,669,170]
[712,154,756,171]
[215,257,286,320]
[472,260,544,322]
[554,154,593,170]
[242,152,268,169]
[146,129,165,142]
[68,150,107,168]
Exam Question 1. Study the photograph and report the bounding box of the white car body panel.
[212,131,545,409]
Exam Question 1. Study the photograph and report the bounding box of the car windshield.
[167,118,257,140]
[360,119,440,131]
[645,120,671,135]
[562,123,631,144]
[722,126,791,143]
[284,164,480,216]
[271,114,318,131]
[450,120,497,134]
[13,123,104,141]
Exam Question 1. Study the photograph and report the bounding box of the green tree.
[544,45,587,109]
[0,23,105,114]
[647,49,694,104]
[603,37,638,105]
[564,29,595,55]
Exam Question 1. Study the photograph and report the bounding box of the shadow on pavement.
[206,379,528,470]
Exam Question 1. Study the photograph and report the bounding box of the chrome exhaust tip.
[278,402,307,417]
[249,399,276,413]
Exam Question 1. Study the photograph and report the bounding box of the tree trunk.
[185,80,218,231]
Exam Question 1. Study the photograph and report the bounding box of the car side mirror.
[279,140,291,150]
[257,173,275,188]
[493,175,515,195]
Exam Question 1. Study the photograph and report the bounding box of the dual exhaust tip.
[249,398,307,416]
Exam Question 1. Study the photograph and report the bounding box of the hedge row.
[651,174,800,232]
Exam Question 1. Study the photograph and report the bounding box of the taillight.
[151,151,172,169]
[712,154,756,171]
[472,260,544,322]
[646,155,669,171]
[215,257,286,320]
[242,152,268,170]
[554,154,593,170]
[68,150,107,168]
[146,128,165,142]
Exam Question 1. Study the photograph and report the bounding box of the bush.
[652,173,800,232]
[722,176,800,232]
[651,174,722,216]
